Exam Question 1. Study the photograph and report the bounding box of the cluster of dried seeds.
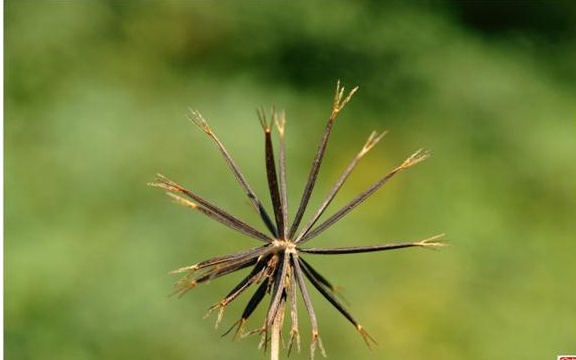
[150,82,444,360]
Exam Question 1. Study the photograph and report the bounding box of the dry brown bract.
[150,82,444,360]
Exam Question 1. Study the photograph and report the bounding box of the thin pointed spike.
[172,261,259,298]
[207,304,227,330]
[295,130,387,242]
[275,111,289,239]
[150,176,271,242]
[265,253,290,330]
[170,246,267,274]
[188,110,278,236]
[289,83,358,238]
[187,109,211,134]
[159,190,271,243]
[265,255,285,327]
[257,323,270,353]
[208,255,271,323]
[299,257,351,306]
[221,318,243,338]
[298,149,430,243]
[176,256,258,292]
[299,258,377,349]
[291,253,326,359]
[286,264,301,355]
[244,278,271,322]
[300,234,446,255]
[288,118,334,238]
[332,81,359,117]
[222,277,269,339]
[259,109,284,239]
[298,257,340,296]
[220,256,270,301]
[172,253,261,291]
[169,279,198,298]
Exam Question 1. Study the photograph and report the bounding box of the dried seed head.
[151,82,444,360]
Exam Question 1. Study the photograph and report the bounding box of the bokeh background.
[5,2,576,360]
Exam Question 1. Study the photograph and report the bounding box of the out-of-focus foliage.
[5,2,575,360]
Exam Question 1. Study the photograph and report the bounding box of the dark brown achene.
[150,82,444,360]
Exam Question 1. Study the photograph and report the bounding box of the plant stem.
[270,302,284,360]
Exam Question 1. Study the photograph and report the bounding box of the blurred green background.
[5,2,576,359]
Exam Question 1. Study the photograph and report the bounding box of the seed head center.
[271,239,296,254]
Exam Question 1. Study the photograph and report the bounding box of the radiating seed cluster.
[150,82,444,360]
